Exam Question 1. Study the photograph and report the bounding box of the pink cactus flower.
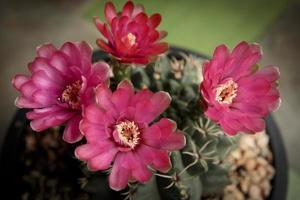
[12,42,110,143]
[200,41,280,135]
[94,1,168,64]
[75,80,185,191]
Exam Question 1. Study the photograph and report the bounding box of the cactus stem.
[182,127,189,132]
[193,126,207,135]
[199,140,214,152]
[204,119,210,129]
[164,181,175,189]
[210,130,224,136]
[199,118,204,127]
[154,173,173,179]
[178,158,198,176]
[200,160,208,171]
[206,123,217,131]
[122,183,138,200]
[204,156,218,160]
[203,150,216,156]
[182,151,196,157]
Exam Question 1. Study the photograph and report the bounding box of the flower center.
[115,121,140,149]
[215,79,238,105]
[61,80,81,110]
[122,32,136,48]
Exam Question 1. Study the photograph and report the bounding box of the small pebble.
[223,131,275,200]
[245,159,257,171]
[249,185,262,200]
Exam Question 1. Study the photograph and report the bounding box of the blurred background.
[0,0,299,198]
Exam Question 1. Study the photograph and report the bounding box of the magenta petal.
[121,57,150,64]
[122,1,134,17]
[151,151,171,173]
[212,44,229,68]
[30,58,65,85]
[26,106,63,119]
[232,102,266,116]
[12,74,30,90]
[223,42,262,78]
[137,144,171,173]
[49,52,69,75]
[264,88,281,112]
[30,110,74,132]
[32,91,58,106]
[28,57,49,72]
[118,107,136,122]
[63,115,83,143]
[134,13,148,24]
[156,119,186,150]
[130,89,153,106]
[132,4,144,17]
[238,78,271,96]
[231,41,250,59]
[254,65,280,82]
[134,101,151,123]
[77,41,93,61]
[36,43,57,58]
[75,144,104,160]
[146,30,160,44]
[205,107,223,122]
[117,80,135,92]
[89,61,110,85]
[135,91,171,123]
[131,160,152,183]
[139,42,168,55]
[32,71,61,92]
[94,17,113,42]
[19,81,39,98]
[203,45,229,82]
[96,39,115,54]
[79,120,110,142]
[233,52,261,78]
[83,103,114,125]
[112,80,135,113]
[59,42,93,75]
[15,96,41,108]
[105,2,117,24]
[109,154,130,191]
[95,84,118,116]
[149,91,171,112]
[121,152,152,183]
[160,131,186,150]
[59,42,80,66]
[84,104,105,124]
[220,120,238,135]
[87,147,118,171]
[242,117,266,133]
[148,13,161,28]
[143,118,186,151]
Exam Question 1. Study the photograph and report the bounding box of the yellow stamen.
[215,79,238,105]
[116,121,140,149]
[61,80,81,109]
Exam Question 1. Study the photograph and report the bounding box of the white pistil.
[215,79,238,105]
[60,80,81,109]
[116,121,140,149]
[126,33,136,46]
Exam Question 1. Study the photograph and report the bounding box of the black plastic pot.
[0,47,288,200]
